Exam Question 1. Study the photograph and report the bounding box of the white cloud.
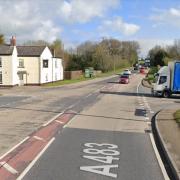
[99,17,140,36]
[0,0,120,44]
[59,0,119,23]
[0,0,62,43]
[150,7,180,27]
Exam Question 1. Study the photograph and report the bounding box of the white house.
[0,37,63,86]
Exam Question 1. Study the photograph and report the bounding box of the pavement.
[142,78,180,179]
[155,109,180,180]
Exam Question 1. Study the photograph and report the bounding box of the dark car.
[140,67,145,73]
[119,75,129,84]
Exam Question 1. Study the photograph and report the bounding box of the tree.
[153,49,167,66]
[66,38,140,72]
[51,39,63,58]
[148,46,167,66]
[0,34,4,45]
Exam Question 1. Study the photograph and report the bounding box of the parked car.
[119,74,130,84]
[123,69,132,75]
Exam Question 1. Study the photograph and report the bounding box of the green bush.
[174,110,180,124]
[148,67,158,75]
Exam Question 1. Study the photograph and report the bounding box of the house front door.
[18,73,24,86]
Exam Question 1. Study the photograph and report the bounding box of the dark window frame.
[18,59,24,68]
[0,57,2,67]
[43,59,49,68]
[0,71,2,84]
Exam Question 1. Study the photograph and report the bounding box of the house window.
[19,59,24,68]
[0,72,2,84]
[43,60,48,68]
[0,57,2,67]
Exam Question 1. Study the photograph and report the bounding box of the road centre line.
[67,104,75,109]
[42,112,63,127]
[0,136,30,160]
[0,161,18,174]
[149,134,170,180]
[17,137,55,180]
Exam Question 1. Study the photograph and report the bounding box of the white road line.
[86,93,92,98]
[0,136,30,160]
[149,134,170,180]
[136,80,143,94]
[0,161,18,174]
[42,112,63,127]
[17,137,55,180]
[67,104,75,109]
[63,112,77,129]
[100,86,106,91]
[33,136,45,141]
[93,89,99,93]
[145,117,150,120]
[55,120,64,124]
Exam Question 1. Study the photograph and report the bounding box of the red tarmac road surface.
[0,111,75,180]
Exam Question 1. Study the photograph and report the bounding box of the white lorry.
[152,61,180,98]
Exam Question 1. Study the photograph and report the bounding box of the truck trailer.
[152,61,180,98]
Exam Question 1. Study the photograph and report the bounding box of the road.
[0,73,179,180]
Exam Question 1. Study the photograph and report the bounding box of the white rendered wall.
[40,47,53,84]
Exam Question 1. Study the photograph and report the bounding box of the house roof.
[17,46,46,57]
[0,45,14,55]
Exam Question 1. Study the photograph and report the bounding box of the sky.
[0,0,180,57]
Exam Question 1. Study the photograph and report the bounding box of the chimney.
[10,36,16,46]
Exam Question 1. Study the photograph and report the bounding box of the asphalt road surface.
[19,73,176,180]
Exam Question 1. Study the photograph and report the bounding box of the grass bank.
[43,67,126,87]
[174,110,180,124]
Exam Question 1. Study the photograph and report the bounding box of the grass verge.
[43,68,126,87]
[174,110,180,124]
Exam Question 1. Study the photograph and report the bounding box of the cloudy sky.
[0,0,180,56]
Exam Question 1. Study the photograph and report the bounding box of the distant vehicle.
[140,67,145,73]
[119,74,129,84]
[134,66,139,71]
[152,61,180,98]
[123,69,131,75]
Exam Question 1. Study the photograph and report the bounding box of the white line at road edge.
[0,136,30,160]
[17,137,55,180]
[136,81,142,94]
[137,80,169,179]
[43,112,63,126]
[149,133,170,180]
[63,110,78,129]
